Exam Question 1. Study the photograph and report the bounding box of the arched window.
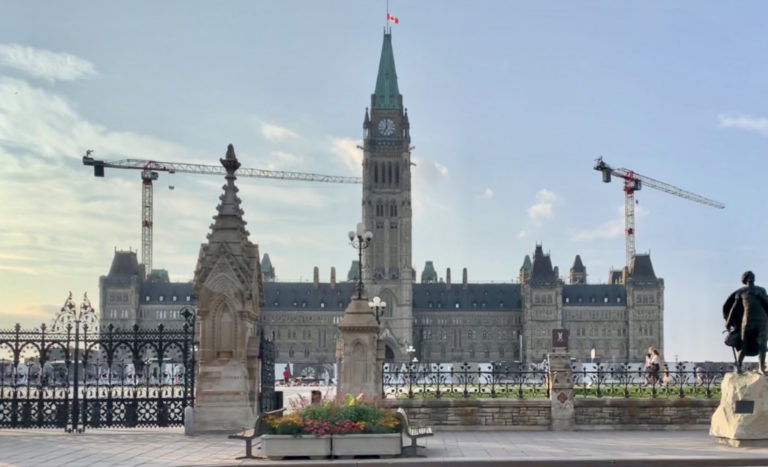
[395,165,400,186]
[374,164,379,183]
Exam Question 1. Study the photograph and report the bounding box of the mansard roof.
[630,254,657,283]
[373,33,401,109]
[106,251,141,283]
[531,245,556,285]
[412,283,523,312]
[562,284,626,306]
[140,281,194,305]
[571,255,586,273]
[261,282,357,311]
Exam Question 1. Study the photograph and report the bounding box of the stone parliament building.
[98,32,664,368]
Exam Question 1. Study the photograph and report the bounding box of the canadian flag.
[387,13,399,24]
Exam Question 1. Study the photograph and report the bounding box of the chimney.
[330,267,336,288]
[462,268,468,289]
[313,266,319,288]
[446,268,452,288]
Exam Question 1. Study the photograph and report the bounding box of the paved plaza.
[2,428,768,466]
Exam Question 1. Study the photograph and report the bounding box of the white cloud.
[571,204,646,241]
[718,113,768,137]
[264,151,301,170]
[517,230,527,239]
[412,156,449,184]
[527,189,557,224]
[571,218,624,241]
[0,78,190,161]
[481,188,494,199]
[0,44,97,82]
[261,123,299,141]
[329,137,362,172]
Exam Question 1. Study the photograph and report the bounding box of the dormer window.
[172,296,177,302]
[159,296,164,302]
[145,296,150,302]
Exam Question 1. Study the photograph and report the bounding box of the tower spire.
[373,33,401,109]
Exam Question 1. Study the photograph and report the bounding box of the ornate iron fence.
[382,362,549,399]
[0,321,195,431]
[259,333,275,412]
[570,362,730,399]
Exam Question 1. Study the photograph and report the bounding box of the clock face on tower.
[377,118,396,136]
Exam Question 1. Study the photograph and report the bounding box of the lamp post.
[368,296,387,324]
[348,222,373,300]
[52,292,97,433]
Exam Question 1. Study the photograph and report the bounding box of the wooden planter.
[261,434,331,460]
[332,433,402,457]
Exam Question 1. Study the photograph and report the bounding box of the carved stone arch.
[215,304,237,360]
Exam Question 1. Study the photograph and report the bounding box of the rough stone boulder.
[710,372,768,446]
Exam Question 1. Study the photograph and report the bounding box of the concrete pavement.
[2,428,768,466]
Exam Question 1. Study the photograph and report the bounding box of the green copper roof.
[373,33,400,109]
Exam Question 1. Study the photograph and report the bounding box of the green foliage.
[264,393,401,435]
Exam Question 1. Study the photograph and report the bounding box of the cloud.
[0,44,97,82]
[0,78,190,161]
[412,156,449,184]
[261,123,299,141]
[329,137,362,172]
[571,218,624,241]
[527,189,557,224]
[517,230,527,239]
[264,151,301,170]
[571,204,646,241]
[481,188,494,200]
[718,113,768,137]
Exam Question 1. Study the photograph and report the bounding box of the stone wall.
[394,398,719,431]
[395,399,551,431]
[575,398,718,430]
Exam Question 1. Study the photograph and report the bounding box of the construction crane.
[593,157,724,269]
[83,150,362,274]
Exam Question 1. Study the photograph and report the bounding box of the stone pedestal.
[336,298,384,398]
[711,372,768,447]
[193,360,255,432]
[548,352,574,431]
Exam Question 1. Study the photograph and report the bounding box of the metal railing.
[570,362,730,399]
[382,362,549,399]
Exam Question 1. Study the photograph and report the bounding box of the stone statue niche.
[191,144,263,433]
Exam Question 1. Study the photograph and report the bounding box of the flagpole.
[386,0,390,33]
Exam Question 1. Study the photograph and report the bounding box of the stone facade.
[97,32,664,368]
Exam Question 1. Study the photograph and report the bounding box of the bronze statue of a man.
[724,271,768,374]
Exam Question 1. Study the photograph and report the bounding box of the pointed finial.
[220,144,241,174]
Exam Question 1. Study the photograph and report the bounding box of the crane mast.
[594,157,724,269]
[84,152,362,275]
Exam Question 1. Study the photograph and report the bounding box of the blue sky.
[0,1,766,362]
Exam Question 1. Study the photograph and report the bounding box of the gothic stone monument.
[336,298,384,397]
[192,144,263,432]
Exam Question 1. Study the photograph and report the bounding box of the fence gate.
[258,333,275,413]
[0,318,196,432]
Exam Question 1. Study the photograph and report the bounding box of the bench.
[395,408,433,457]
[228,408,285,459]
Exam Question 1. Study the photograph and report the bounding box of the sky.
[0,1,766,362]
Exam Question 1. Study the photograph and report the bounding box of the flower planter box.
[261,434,331,460]
[332,433,402,457]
